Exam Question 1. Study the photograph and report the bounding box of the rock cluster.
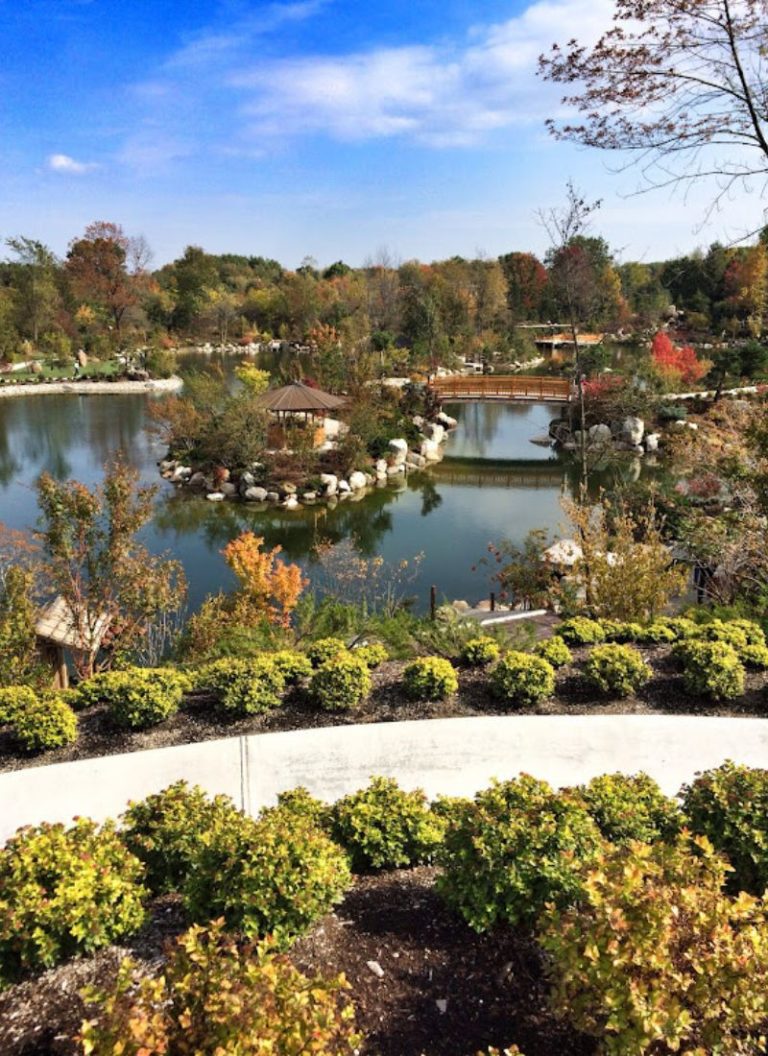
[550,415,661,458]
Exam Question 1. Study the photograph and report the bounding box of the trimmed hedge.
[490,651,555,708]
[11,691,78,752]
[195,656,286,716]
[309,653,372,711]
[461,637,501,667]
[403,657,459,701]
[533,637,572,668]
[554,617,605,645]
[307,638,348,667]
[582,644,651,698]
[576,772,682,844]
[77,667,191,730]
[673,640,745,700]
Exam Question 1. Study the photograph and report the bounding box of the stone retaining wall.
[2,715,767,840]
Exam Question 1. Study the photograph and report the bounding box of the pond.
[0,369,633,613]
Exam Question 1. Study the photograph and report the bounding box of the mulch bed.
[0,869,595,1056]
[2,647,767,774]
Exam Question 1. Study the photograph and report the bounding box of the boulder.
[588,423,612,444]
[240,471,255,487]
[375,459,388,475]
[375,469,388,482]
[219,481,237,497]
[206,492,225,502]
[621,416,645,445]
[349,471,367,490]
[408,451,427,468]
[412,415,425,428]
[437,411,458,429]
[284,495,299,510]
[170,465,191,482]
[323,417,341,439]
[187,471,207,489]
[421,439,441,461]
[386,464,404,476]
[338,479,351,493]
[244,486,268,502]
[266,491,280,503]
[77,350,89,367]
[281,482,297,496]
[426,422,446,444]
[644,433,660,452]
[388,438,408,464]
[302,491,318,502]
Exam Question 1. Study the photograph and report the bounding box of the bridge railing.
[431,375,573,401]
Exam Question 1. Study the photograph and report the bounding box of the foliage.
[194,656,285,716]
[269,648,313,683]
[673,639,745,700]
[307,637,348,667]
[183,809,351,946]
[11,689,78,752]
[76,666,190,729]
[270,786,331,828]
[0,566,44,688]
[632,621,677,645]
[235,362,271,393]
[403,656,459,701]
[650,331,708,387]
[309,652,372,711]
[461,636,501,667]
[532,636,572,668]
[120,781,242,895]
[330,776,444,871]
[223,531,307,629]
[598,619,644,643]
[539,836,768,1056]
[0,819,146,986]
[555,616,605,645]
[741,642,768,668]
[582,644,652,697]
[697,618,750,652]
[0,684,37,726]
[34,457,186,677]
[576,772,682,844]
[681,761,768,895]
[352,642,389,668]
[79,920,360,1056]
[437,775,602,930]
[490,651,555,708]
[563,498,687,623]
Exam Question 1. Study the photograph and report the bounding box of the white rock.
[240,471,255,487]
[644,433,660,452]
[266,491,280,503]
[588,423,612,444]
[376,470,388,482]
[685,421,699,431]
[412,415,424,428]
[349,471,367,490]
[622,416,645,445]
[421,439,441,461]
[244,486,268,502]
[366,961,385,978]
[388,438,408,465]
[408,451,427,468]
[206,492,225,502]
[323,417,341,439]
[220,481,237,497]
[437,411,457,428]
[436,999,448,1014]
[302,491,318,502]
[338,479,351,493]
[284,495,299,510]
[387,464,404,476]
[375,459,388,474]
[170,464,191,482]
[426,422,445,444]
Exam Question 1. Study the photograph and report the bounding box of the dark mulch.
[0,871,595,1056]
[2,648,766,774]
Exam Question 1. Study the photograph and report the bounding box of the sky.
[0,0,763,268]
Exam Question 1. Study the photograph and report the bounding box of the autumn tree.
[651,331,709,387]
[5,237,60,344]
[223,532,306,628]
[65,222,144,336]
[499,251,549,321]
[540,0,768,212]
[35,457,187,675]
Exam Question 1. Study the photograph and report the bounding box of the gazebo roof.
[253,381,346,413]
[35,595,110,651]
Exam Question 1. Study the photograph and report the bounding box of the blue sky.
[0,0,761,267]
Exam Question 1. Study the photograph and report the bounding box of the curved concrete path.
[2,714,768,840]
[0,377,183,398]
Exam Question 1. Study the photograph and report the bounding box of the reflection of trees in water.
[84,397,150,472]
[449,402,505,459]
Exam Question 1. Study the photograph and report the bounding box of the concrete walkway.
[0,377,183,398]
[1,714,767,841]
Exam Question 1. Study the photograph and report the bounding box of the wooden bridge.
[431,374,573,402]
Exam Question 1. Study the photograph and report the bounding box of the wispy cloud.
[46,152,99,174]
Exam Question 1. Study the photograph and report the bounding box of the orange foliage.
[222,532,307,628]
[651,331,708,386]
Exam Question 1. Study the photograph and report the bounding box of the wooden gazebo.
[254,382,346,448]
[35,596,110,689]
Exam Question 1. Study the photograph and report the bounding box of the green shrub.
[697,619,750,651]
[597,619,643,643]
[11,691,78,752]
[183,810,351,946]
[554,616,605,645]
[307,637,348,667]
[741,643,768,668]
[576,773,682,844]
[490,651,555,708]
[681,761,768,895]
[532,636,572,668]
[540,836,768,1056]
[727,618,766,646]
[195,657,285,716]
[309,653,371,711]
[660,616,699,640]
[0,819,146,986]
[582,643,651,697]
[633,620,677,644]
[121,782,242,895]
[461,637,501,667]
[0,685,34,726]
[80,919,360,1056]
[77,667,190,730]
[403,656,459,701]
[331,776,444,871]
[673,640,745,700]
[268,786,331,828]
[437,775,602,930]
[352,642,389,668]
[269,649,313,684]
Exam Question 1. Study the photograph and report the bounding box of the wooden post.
[430,585,437,621]
[490,592,496,612]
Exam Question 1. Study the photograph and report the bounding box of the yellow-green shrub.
[532,636,572,668]
[633,621,677,645]
[461,637,501,667]
[0,819,146,986]
[331,776,444,871]
[673,640,745,700]
[490,651,555,708]
[77,667,190,729]
[741,643,768,668]
[598,620,644,643]
[121,781,243,894]
[727,618,766,646]
[352,642,389,668]
[681,761,768,895]
[195,656,285,716]
[79,920,360,1056]
[540,836,768,1056]
[183,809,351,946]
[307,637,348,667]
[403,656,459,700]
[437,776,602,930]
[554,616,605,645]
[697,618,750,651]
[11,690,78,752]
[269,649,313,684]
[576,773,682,844]
[309,653,371,711]
[583,643,651,697]
[0,685,33,726]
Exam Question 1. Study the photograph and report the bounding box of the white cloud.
[46,153,99,174]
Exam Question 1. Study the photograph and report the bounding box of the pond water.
[0,366,624,613]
